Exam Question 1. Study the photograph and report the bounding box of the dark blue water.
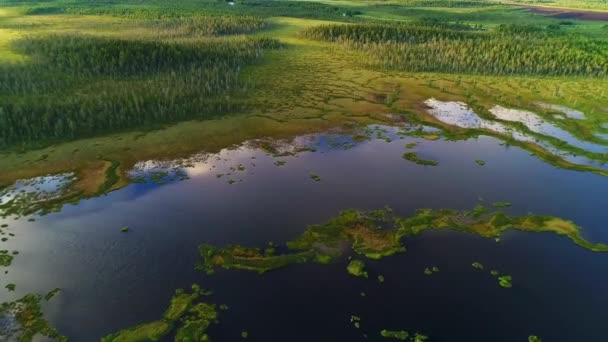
[1,128,607,341]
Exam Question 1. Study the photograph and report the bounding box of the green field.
[0,0,607,199]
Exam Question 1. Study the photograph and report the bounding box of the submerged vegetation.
[402,152,439,166]
[197,205,608,275]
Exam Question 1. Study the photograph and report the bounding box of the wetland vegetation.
[197,205,608,275]
[0,292,66,341]
[102,285,218,342]
[1,0,608,340]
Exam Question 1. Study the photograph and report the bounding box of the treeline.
[304,22,608,76]
[386,0,496,7]
[303,22,483,44]
[11,34,280,77]
[0,34,282,147]
[146,16,269,37]
[16,0,361,21]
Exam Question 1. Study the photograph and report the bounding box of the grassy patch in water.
[45,288,61,301]
[0,293,67,342]
[347,259,368,278]
[402,152,439,166]
[472,262,484,270]
[0,253,13,267]
[498,275,512,288]
[197,205,608,275]
[380,329,429,341]
[197,244,314,274]
[102,284,217,342]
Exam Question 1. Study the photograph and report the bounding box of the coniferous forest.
[304,21,608,76]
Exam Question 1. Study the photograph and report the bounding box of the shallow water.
[1,127,608,341]
[534,102,586,120]
[489,105,606,154]
[0,173,74,206]
[424,98,607,168]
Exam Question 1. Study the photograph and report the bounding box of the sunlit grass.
[0,3,607,192]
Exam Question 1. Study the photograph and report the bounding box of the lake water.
[1,126,608,341]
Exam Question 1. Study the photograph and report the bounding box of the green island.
[424,266,440,275]
[102,284,218,342]
[347,259,368,277]
[402,152,440,166]
[197,205,608,274]
[498,275,513,288]
[0,250,13,266]
[381,329,429,341]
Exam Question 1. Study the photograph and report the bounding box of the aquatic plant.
[197,205,608,275]
[347,259,368,278]
[381,329,410,340]
[102,284,217,342]
[402,152,439,166]
[380,329,429,341]
[45,288,61,301]
[0,252,13,267]
[498,275,512,288]
[197,244,313,274]
[0,293,67,342]
[471,262,484,270]
[424,267,433,275]
[5,283,15,291]
[528,336,542,342]
[475,160,485,166]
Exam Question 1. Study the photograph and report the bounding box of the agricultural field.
[0,0,607,341]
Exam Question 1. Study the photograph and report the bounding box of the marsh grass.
[197,206,608,275]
